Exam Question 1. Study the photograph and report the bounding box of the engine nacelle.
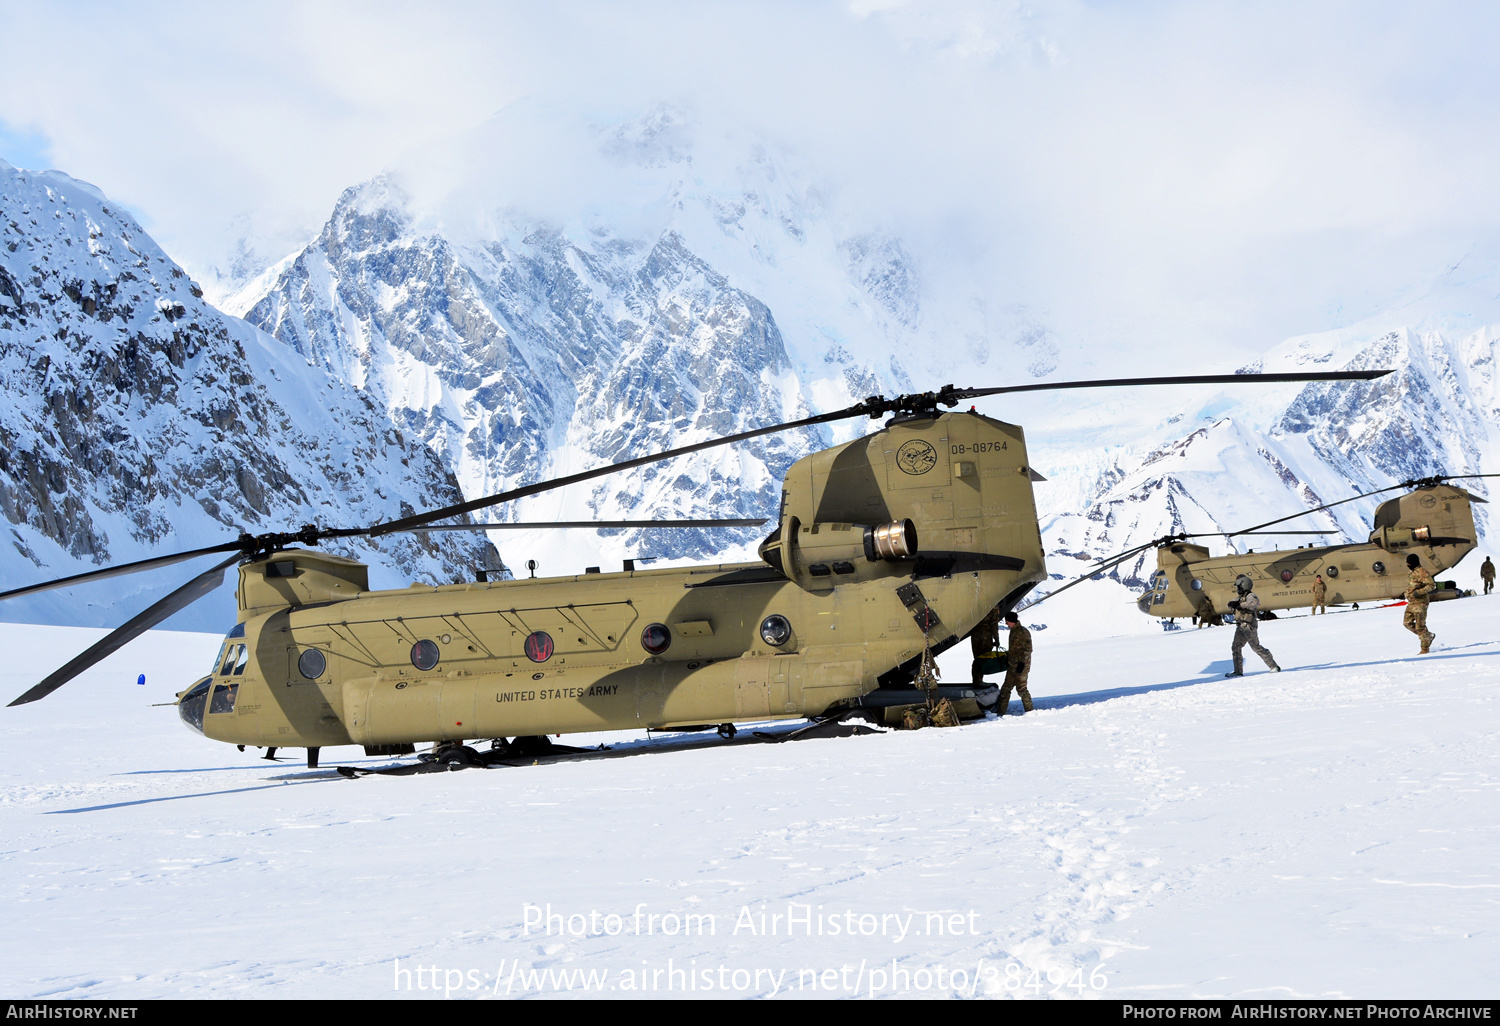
[1374,525,1429,550]
[760,518,918,589]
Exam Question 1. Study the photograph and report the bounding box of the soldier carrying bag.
[976,649,1008,675]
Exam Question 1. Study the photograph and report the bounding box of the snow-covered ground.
[2,597,1496,1000]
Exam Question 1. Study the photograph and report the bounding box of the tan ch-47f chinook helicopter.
[1125,475,1490,624]
[3,371,1390,771]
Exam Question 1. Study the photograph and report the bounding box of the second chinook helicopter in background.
[1134,476,1487,623]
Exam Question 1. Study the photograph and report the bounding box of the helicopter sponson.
[177,410,1049,751]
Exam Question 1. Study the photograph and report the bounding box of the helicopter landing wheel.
[431,742,483,769]
[717,723,737,740]
[435,744,480,768]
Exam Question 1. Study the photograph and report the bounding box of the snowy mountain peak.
[0,162,499,630]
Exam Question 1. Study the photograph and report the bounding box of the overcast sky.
[4,1,1499,353]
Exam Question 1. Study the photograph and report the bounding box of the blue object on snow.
[137,674,145,686]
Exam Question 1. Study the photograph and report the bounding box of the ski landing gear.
[336,736,605,777]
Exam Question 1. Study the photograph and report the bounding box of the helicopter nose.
[178,677,211,735]
[1136,593,1153,614]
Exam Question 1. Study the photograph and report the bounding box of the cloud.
[2,0,1498,353]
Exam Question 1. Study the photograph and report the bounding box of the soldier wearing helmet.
[1225,573,1281,677]
[1404,553,1436,654]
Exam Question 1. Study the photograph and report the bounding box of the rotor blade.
[7,554,241,707]
[370,370,1393,538]
[1020,551,1144,610]
[959,369,1393,400]
[1090,534,1178,569]
[410,518,769,532]
[1094,471,1485,565]
[1228,530,1336,535]
[1167,530,1338,542]
[1406,472,1500,500]
[1225,472,1500,537]
[1017,572,1105,610]
[1082,529,1336,577]
[1227,484,1410,537]
[0,540,244,604]
[368,408,865,537]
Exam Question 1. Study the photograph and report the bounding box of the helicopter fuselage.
[178,410,1050,751]
[1138,484,1479,619]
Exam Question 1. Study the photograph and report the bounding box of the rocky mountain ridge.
[229,109,1080,574]
[1039,315,1500,604]
[0,159,498,630]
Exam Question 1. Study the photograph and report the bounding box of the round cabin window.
[641,623,671,655]
[1372,561,1386,575]
[1326,565,1339,579]
[1191,579,1203,591]
[524,631,554,662]
[410,639,440,671]
[760,614,793,647]
[1280,569,1295,583]
[297,649,326,680]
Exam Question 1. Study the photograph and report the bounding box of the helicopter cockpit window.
[641,623,671,655]
[1154,576,1168,592]
[218,645,238,676]
[411,640,440,671]
[232,644,250,676]
[178,678,211,733]
[209,683,238,714]
[298,649,327,680]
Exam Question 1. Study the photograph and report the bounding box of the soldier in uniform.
[998,612,1034,715]
[1311,574,1328,614]
[1481,556,1494,596]
[1225,574,1281,677]
[969,603,1003,685]
[1404,553,1436,653]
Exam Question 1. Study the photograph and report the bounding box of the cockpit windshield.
[212,623,250,677]
[178,678,211,734]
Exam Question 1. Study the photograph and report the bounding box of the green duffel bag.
[976,650,1008,674]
